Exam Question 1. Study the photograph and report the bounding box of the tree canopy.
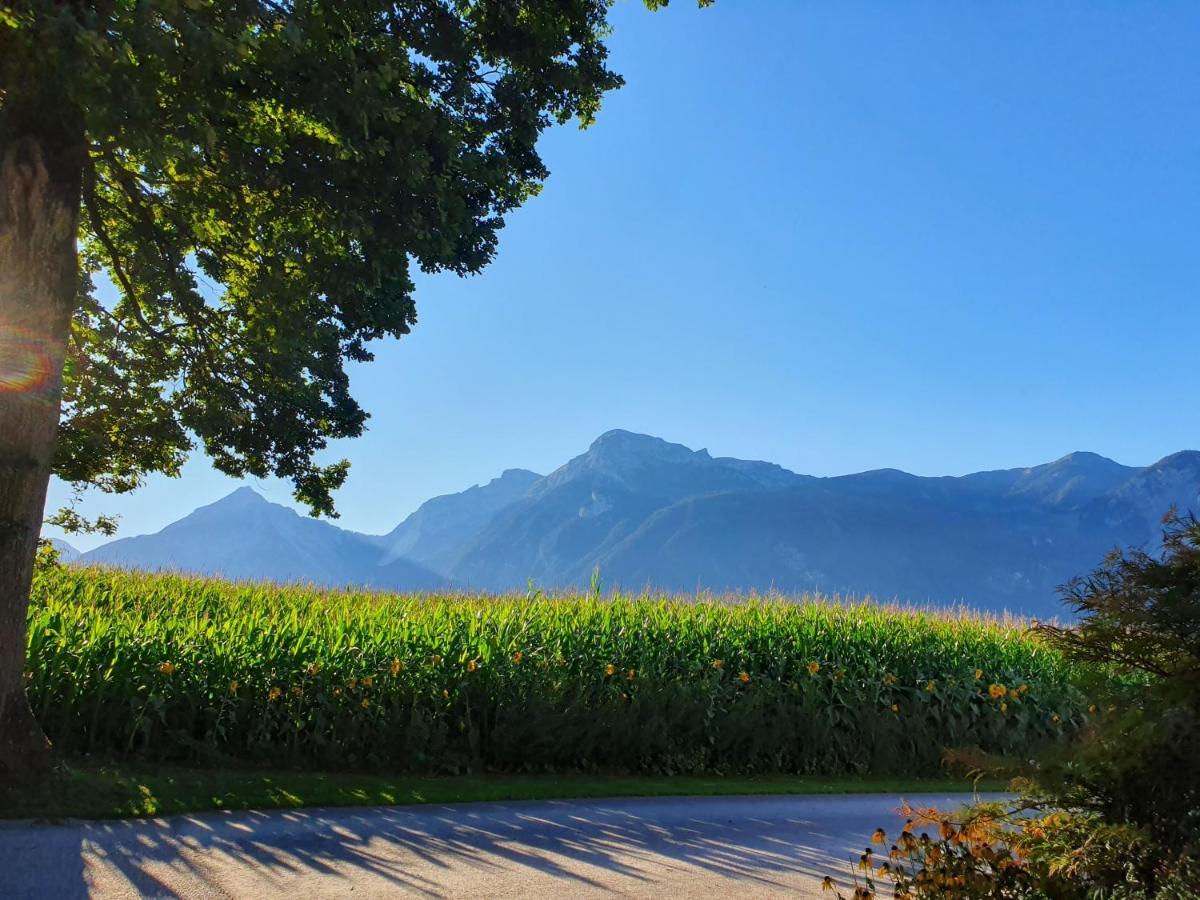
[1,0,705,517]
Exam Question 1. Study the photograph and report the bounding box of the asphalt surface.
[0,792,993,899]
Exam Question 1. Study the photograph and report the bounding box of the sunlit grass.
[4,761,1007,821]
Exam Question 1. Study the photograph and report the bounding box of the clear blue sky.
[48,0,1200,550]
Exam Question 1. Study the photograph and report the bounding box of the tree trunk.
[0,101,84,792]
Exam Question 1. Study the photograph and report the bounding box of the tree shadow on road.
[1,794,916,898]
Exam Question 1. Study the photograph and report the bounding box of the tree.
[1033,511,1200,857]
[0,0,707,788]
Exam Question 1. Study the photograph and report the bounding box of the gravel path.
[0,792,993,898]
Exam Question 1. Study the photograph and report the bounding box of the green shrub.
[836,513,1200,899]
[27,565,1082,775]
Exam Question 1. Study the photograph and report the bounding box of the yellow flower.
[871,828,887,845]
[441,689,449,698]
[229,680,239,694]
[1000,702,1008,713]
[605,663,616,676]
[432,654,443,664]
[821,876,835,892]
[925,680,937,693]
[348,677,358,689]
[806,661,820,675]
[159,661,177,676]
[974,669,983,681]
[361,698,370,709]
[882,673,897,686]
[988,683,1007,699]
[362,676,374,688]
[268,687,282,702]
[390,659,403,676]
[290,685,303,698]
[890,703,900,714]
[333,687,342,697]
[466,660,478,673]
[1088,704,1098,714]
[739,671,750,684]
[1051,713,1061,723]
[712,659,724,670]
[627,669,636,682]
[305,662,321,677]
[512,651,523,665]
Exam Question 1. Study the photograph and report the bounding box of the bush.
[834,513,1200,898]
[25,565,1082,775]
[1035,512,1200,855]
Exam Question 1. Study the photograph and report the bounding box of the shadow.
[0,792,997,898]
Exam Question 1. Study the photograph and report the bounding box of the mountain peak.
[590,429,658,449]
[1049,450,1121,469]
[215,485,271,507]
[1149,450,1200,471]
[181,485,292,527]
[587,430,709,463]
[494,468,542,484]
[996,451,1135,508]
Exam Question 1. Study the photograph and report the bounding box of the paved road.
[0,792,991,899]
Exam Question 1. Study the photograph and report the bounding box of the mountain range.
[68,430,1200,618]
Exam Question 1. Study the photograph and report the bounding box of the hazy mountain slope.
[379,468,541,573]
[959,451,1137,509]
[445,430,811,588]
[443,437,1199,616]
[48,538,81,562]
[83,487,442,590]
[589,483,1100,618]
[1079,450,1200,546]
[74,434,1200,614]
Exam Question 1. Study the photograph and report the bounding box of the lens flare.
[0,327,54,394]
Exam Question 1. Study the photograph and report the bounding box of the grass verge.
[4,762,1006,822]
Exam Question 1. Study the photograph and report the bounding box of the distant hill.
[47,538,81,563]
[82,487,442,590]
[439,433,1199,616]
[377,468,542,574]
[446,430,812,590]
[72,432,1200,616]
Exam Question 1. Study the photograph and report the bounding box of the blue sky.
[48,0,1200,549]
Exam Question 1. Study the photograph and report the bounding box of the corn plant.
[26,565,1086,774]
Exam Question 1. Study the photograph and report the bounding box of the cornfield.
[26,564,1084,775]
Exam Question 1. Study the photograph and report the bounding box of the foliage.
[834,513,1200,898]
[830,802,1034,900]
[25,565,1083,775]
[830,801,1198,900]
[1034,512,1200,854]
[0,0,703,516]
